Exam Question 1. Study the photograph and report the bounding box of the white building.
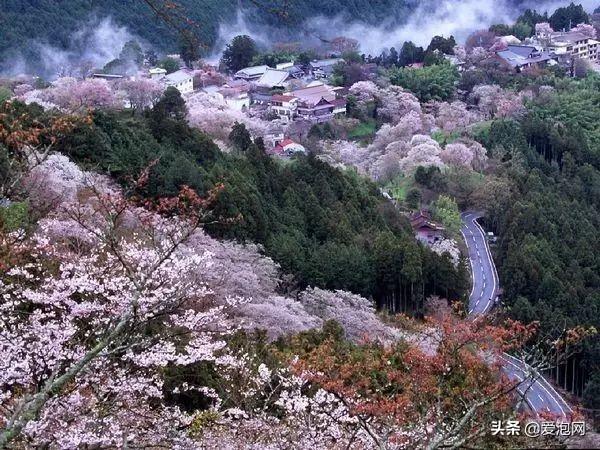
[202,83,250,111]
[225,92,250,111]
[270,94,298,121]
[309,58,344,79]
[163,70,194,94]
[543,32,600,61]
[149,67,167,80]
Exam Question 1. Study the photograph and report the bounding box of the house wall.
[168,78,193,94]
[416,228,443,245]
[225,95,250,111]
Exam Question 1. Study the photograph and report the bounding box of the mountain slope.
[0,0,410,73]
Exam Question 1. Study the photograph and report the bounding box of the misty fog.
[4,0,598,78]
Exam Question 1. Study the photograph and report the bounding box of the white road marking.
[463,213,571,419]
[501,354,570,417]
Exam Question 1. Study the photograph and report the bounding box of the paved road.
[461,212,573,419]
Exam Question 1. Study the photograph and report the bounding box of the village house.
[269,138,306,157]
[149,67,167,80]
[265,82,347,123]
[203,80,251,111]
[293,82,346,122]
[410,210,445,245]
[263,125,286,149]
[494,45,558,71]
[309,58,344,79]
[270,94,298,120]
[163,70,194,94]
[219,81,251,110]
[234,65,269,81]
[536,31,600,62]
[276,61,305,79]
[256,68,292,89]
[548,32,599,61]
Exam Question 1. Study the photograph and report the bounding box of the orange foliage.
[291,314,525,444]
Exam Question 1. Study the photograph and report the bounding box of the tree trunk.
[0,312,131,449]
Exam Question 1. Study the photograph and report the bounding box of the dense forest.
[478,75,600,408]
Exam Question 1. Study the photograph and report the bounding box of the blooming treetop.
[41,77,118,114]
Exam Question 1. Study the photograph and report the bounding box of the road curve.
[460,212,572,419]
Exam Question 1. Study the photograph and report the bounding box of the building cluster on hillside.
[88,54,350,158]
[223,58,348,122]
[492,29,599,73]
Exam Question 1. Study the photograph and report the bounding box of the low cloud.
[210,0,599,58]
[4,17,137,79]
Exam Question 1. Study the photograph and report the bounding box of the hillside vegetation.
[0,0,409,68]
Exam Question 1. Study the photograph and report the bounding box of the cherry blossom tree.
[489,39,509,53]
[348,82,422,125]
[430,238,461,267]
[12,84,33,97]
[118,78,163,113]
[465,30,497,51]
[0,101,80,199]
[329,36,360,54]
[470,85,526,120]
[0,158,241,447]
[435,101,478,132]
[280,315,541,450]
[300,288,403,344]
[440,142,475,168]
[186,92,276,142]
[535,22,554,48]
[571,23,597,39]
[452,45,467,62]
[41,78,118,114]
[465,47,490,66]
[378,86,422,125]
[398,135,445,174]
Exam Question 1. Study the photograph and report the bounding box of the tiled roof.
[291,83,336,105]
[164,70,192,83]
[256,68,290,87]
[551,32,589,44]
[271,94,296,102]
[496,46,556,68]
[310,58,344,68]
[235,65,269,77]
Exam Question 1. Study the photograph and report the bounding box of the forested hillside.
[479,75,600,408]
[37,89,466,312]
[0,0,409,68]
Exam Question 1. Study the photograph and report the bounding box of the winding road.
[460,212,573,419]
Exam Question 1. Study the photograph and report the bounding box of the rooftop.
[256,68,290,88]
[496,45,555,68]
[310,58,344,68]
[164,70,192,84]
[410,210,444,231]
[235,65,269,77]
[271,94,297,102]
[550,31,589,45]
